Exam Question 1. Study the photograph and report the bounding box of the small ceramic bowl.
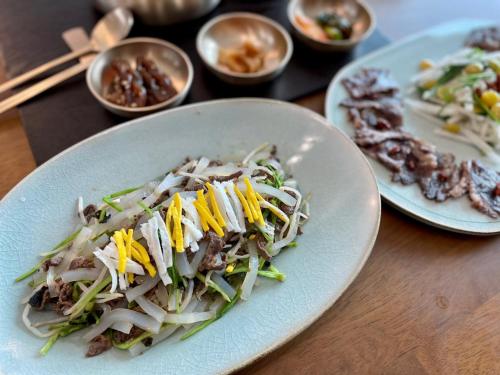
[287,0,375,52]
[86,37,193,117]
[196,12,293,85]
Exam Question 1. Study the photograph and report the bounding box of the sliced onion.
[241,242,259,300]
[95,292,123,304]
[167,291,177,312]
[179,279,194,312]
[125,275,159,302]
[211,273,237,300]
[46,266,58,298]
[155,281,169,308]
[128,342,147,357]
[83,308,161,341]
[242,143,269,165]
[136,296,168,323]
[226,236,244,257]
[186,156,210,189]
[151,325,180,346]
[61,268,101,283]
[175,251,194,278]
[77,196,87,225]
[272,213,299,254]
[22,305,54,338]
[201,164,241,177]
[32,316,69,328]
[164,311,215,324]
[189,240,207,272]
[111,321,132,334]
[55,226,93,273]
[64,267,107,316]
[155,173,185,195]
[21,282,47,304]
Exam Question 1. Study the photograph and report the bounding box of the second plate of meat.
[326,19,500,234]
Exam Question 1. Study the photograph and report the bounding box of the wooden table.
[1,1,499,373]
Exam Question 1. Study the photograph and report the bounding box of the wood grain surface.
[1,1,500,374]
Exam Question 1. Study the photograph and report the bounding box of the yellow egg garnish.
[420,79,437,90]
[113,231,127,274]
[196,190,210,231]
[481,90,499,107]
[205,183,226,227]
[131,240,157,277]
[443,122,461,134]
[419,59,433,70]
[166,200,175,246]
[173,193,184,252]
[234,185,254,223]
[193,200,224,236]
[244,177,264,225]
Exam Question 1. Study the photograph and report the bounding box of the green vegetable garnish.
[181,290,241,340]
[15,228,82,282]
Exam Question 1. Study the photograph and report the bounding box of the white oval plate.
[0,99,380,375]
[326,19,500,235]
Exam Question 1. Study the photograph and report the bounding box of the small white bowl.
[86,37,193,117]
[196,12,293,85]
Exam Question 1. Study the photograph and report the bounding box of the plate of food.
[326,19,500,234]
[0,99,380,374]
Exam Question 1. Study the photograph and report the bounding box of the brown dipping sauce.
[102,56,177,108]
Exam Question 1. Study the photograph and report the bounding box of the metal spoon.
[0,7,133,95]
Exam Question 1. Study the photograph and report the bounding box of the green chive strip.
[181,290,241,340]
[138,201,153,218]
[15,228,82,282]
[69,275,112,319]
[39,332,60,356]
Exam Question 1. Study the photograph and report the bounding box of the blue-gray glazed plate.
[0,99,380,375]
[326,19,500,235]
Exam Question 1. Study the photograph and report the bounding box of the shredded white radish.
[141,219,171,285]
[225,181,246,233]
[94,250,117,293]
